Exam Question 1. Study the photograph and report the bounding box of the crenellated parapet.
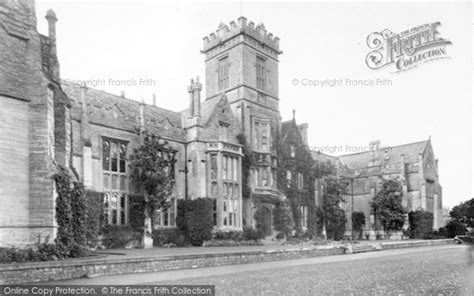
[202,17,281,56]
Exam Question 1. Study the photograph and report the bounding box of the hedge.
[408,210,433,239]
[152,228,185,247]
[177,198,214,246]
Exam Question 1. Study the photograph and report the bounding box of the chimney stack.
[369,140,380,151]
[298,123,308,146]
[193,76,202,117]
[121,91,125,98]
[152,93,156,106]
[45,9,57,56]
[45,9,60,81]
[188,79,194,116]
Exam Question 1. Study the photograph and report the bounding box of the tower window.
[256,56,266,91]
[218,56,229,91]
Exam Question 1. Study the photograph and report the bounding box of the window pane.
[103,140,110,170]
[120,210,125,225]
[112,175,118,190]
[111,142,118,172]
[120,175,127,191]
[233,158,238,181]
[210,155,217,180]
[103,173,109,189]
[211,182,218,196]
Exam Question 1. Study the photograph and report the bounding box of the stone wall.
[0,247,344,284]
[0,0,57,247]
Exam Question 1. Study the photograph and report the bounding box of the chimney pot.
[121,91,125,98]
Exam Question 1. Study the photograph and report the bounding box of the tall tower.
[202,17,283,232]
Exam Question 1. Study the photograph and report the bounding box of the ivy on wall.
[237,133,251,199]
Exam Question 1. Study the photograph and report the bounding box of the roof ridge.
[62,80,181,116]
[339,139,429,157]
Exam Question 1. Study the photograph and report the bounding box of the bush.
[243,226,265,241]
[352,212,366,240]
[152,228,185,247]
[272,202,293,238]
[408,210,433,239]
[307,206,324,238]
[444,220,467,238]
[100,225,141,249]
[212,231,243,241]
[177,198,214,246]
[0,242,88,264]
[422,230,447,240]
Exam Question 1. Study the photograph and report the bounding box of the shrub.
[100,225,141,249]
[307,206,324,238]
[352,212,366,240]
[152,228,185,247]
[212,231,243,241]
[408,210,433,239]
[177,198,214,246]
[273,202,293,238]
[422,230,447,240]
[0,242,88,264]
[444,220,467,238]
[243,226,264,241]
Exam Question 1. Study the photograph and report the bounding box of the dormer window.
[290,144,295,158]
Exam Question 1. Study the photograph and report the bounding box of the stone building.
[0,0,443,247]
[0,0,69,247]
[312,139,443,239]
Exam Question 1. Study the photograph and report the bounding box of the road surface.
[46,245,474,295]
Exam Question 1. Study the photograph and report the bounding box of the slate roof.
[281,119,301,144]
[339,140,428,170]
[180,95,223,126]
[63,82,185,140]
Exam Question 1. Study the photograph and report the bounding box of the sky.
[35,0,472,208]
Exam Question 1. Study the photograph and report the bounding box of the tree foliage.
[449,198,474,228]
[371,179,406,232]
[323,178,347,240]
[129,132,176,229]
[272,201,294,238]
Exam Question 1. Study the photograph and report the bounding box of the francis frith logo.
[366,22,452,73]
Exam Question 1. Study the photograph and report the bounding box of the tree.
[129,132,175,247]
[449,198,474,228]
[371,179,406,235]
[322,178,347,240]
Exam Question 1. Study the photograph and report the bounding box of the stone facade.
[0,0,68,247]
[312,139,444,239]
[0,1,444,247]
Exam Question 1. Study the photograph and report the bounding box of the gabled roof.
[339,140,428,170]
[180,94,225,126]
[281,119,301,144]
